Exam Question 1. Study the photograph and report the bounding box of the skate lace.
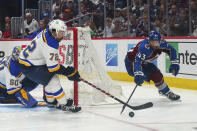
[166,91,176,98]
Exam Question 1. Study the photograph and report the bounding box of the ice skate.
[159,90,180,101]
[57,98,81,112]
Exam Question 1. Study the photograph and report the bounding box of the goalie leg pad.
[15,89,38,108]
[0,88,18,103]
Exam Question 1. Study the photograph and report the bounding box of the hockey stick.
[80,78,153,110]
[120,85,138,114]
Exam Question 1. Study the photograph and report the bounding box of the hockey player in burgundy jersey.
[125,30,180,101]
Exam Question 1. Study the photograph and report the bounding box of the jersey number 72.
[23,40,36,58]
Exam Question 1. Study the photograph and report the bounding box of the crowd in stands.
[0,16,12,39]
[0,0,197,39]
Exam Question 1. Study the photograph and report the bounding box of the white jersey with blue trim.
[18,28,60,72]
[0,64,6,89]
[0,56,25,94]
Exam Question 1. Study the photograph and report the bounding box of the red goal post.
[58,27,122,106]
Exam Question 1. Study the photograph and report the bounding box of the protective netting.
[58,27,123,105]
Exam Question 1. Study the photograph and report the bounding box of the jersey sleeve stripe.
[18,58,33,67]
[48,64,60,72]
[16,72,23,78]
[7,87,21,94]
[42,29,47,44]
[67,69,77,77]
[0,82,6,89]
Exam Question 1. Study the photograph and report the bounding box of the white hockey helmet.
[49,19,67,35]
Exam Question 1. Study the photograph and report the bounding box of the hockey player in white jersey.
[15,19,81,112]
[0,46,39,107]
[0,61,17,103]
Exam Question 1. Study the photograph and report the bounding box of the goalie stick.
[80,78,153,110]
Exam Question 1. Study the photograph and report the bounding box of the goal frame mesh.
[59,27,122,106]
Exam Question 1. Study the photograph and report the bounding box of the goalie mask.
[11,46,22,61]
[49,19,67,39]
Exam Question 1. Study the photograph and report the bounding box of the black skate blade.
[70,106,81,113]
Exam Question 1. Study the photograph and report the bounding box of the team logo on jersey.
[106,44,118,66]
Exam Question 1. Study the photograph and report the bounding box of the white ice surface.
[0,81,197,131]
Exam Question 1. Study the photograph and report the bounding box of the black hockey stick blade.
[80,78,153,110]
[128,102,153,110]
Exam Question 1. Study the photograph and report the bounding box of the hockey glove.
[66,66,81,82]
[134,71,144,86]
[169,60,180,76]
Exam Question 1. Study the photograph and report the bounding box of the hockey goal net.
[58,27,122,106]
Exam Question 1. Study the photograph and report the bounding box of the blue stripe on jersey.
[7,87,21,94]
[48,64,60,72]
[42,28,59,49]
[0,81,6,88]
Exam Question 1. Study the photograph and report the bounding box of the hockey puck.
[129,111,135,117]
